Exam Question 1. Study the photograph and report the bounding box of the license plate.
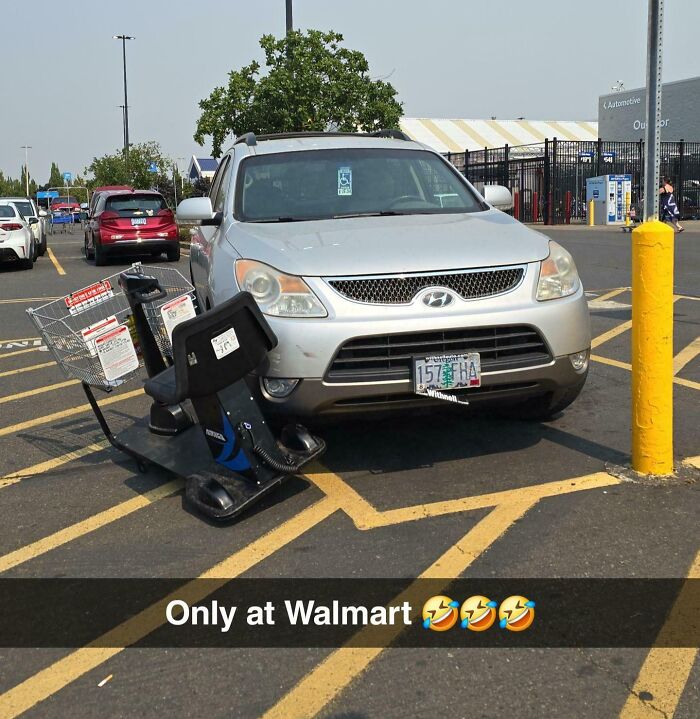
[414,353,481,393]
[131,218,147,226]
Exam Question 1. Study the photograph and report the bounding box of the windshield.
[234,148,484,222]
[105,194,167,217]
[0,205,18,218]
[53,196,78,204]
[12,201,34,218]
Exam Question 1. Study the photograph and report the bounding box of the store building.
[598,76,700,141]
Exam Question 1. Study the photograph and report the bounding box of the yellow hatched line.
[591,320,633,349]
[47,247,66,275]
[0,479,183,572]
[618,550,700,719]
[591,354,700,391]
[673,337,700,375]
[261,500,536,719]
[0,441,109,490]
[0,361,54,378]
[593,287,630,303]
[0,347,44,360]
[0,497,338,719]
[0,388,144,438]
[0,379,78,405]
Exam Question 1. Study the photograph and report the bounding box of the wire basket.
[27,263,195,390]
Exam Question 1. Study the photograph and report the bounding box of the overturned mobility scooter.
[27,263,324,521]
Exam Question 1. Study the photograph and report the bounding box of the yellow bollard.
[588,199,595,226]
[625,192,631,226]
[631,220,674,475]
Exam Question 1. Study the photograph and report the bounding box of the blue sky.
[2,0,698,182]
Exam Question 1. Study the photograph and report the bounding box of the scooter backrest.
[170,292,277,399]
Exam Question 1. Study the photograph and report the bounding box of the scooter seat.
[144,365,178,405]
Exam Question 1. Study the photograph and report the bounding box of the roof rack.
[369,129,412,141]
[234,132,258,146]
[233,129,412,146]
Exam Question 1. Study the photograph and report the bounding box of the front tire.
[84,234,95,260]
[38,234,47,256]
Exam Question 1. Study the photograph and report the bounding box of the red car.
[50,195,81,212]
[84,189,180,265]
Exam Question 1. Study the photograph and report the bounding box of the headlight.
[235,259,327,317]
[536,241,580,301]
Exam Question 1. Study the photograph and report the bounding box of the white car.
[0,203,36,269]
[0,197,47,255]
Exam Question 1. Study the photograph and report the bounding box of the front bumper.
[259,354,588,417]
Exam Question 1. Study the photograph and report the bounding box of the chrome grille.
[326,325,551,383]
[326,266,525,305]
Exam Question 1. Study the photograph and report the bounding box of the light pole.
[20,145,32,196]
[118,105,126,149]
[286,0,293,33]
[113,35,134,156]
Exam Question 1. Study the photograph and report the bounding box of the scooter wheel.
[136,460,150,474]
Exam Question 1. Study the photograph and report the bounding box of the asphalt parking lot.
[0,224,698,719]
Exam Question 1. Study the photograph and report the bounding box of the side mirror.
[177,196,217,224]
[483,185,513,211]
[80,203,89,210]
[29,217,39,225]
[38,209,48,218]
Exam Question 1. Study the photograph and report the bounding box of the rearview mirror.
[483,185,513,211]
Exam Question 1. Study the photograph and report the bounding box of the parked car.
[180,131,590,420]
[84,189,179,265]
[0,203,36,269]
[1,197,48,255]
[50,195,81,212]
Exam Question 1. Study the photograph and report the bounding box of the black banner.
[0,579,697,648]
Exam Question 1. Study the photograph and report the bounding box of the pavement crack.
[586,656,668,719]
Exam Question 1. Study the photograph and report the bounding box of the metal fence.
[445,139,700,224]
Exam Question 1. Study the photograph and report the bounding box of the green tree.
[85,141,174,196]
[47,162,63,188]
[194,29,403,157]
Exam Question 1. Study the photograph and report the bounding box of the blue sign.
[148,162,158,173]
[37,190,59,199]
[578,151,593,163]
[593,189,599,199]
[63,172,72,183]
[602,152,616,164]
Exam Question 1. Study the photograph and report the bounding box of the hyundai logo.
[422,290,454,308]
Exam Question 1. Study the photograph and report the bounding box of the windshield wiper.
[248,216,306,223]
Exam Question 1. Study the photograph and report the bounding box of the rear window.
[105,194,167,217]
[0,206,18,218]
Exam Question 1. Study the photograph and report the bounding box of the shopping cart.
[26,262,196,390]
[49,209,74,234]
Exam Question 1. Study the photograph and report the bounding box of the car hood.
[227,210,551,276]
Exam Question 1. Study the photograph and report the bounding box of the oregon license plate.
[131,217,147,226]
[414,353,481,393]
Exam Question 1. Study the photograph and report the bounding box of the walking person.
[659,177,684,232]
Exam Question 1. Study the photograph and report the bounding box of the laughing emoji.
[498,595,535,631]
[422,595,459,631]
[460,595,498,631]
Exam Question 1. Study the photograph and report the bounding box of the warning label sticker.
[65,281,114,316]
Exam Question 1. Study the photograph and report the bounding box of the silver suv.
[180,131,590,419]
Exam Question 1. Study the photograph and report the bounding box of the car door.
[190,154,231,307]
